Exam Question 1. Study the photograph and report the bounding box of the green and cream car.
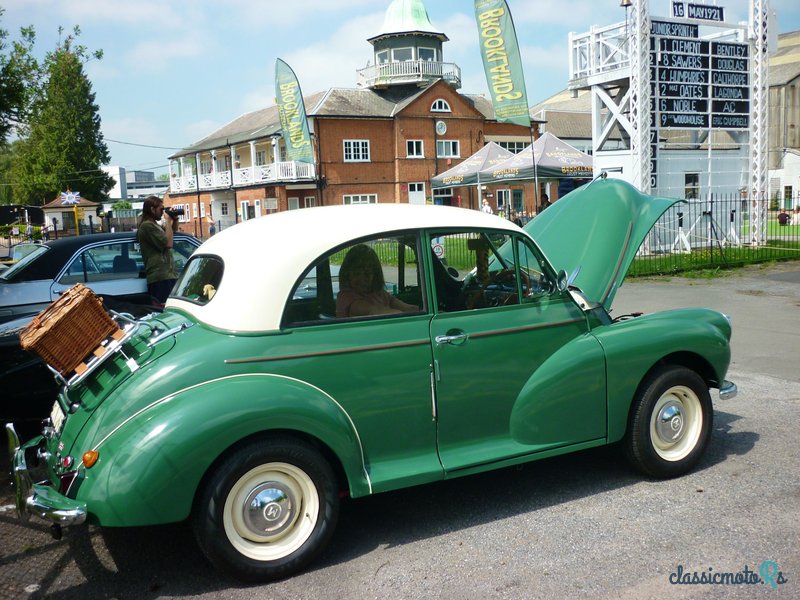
[8,178,736,582]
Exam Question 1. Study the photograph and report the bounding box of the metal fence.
[629,194,800,276]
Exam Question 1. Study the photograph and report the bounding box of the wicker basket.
[20,283,120,376]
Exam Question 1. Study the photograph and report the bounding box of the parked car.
[0,297,169,438]
[7,179,736,582]
[0,242,42,272]
[0,232,200,324]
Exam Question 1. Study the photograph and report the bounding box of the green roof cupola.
[357,0,461,90]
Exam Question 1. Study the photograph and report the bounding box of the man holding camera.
[137,195,180,306]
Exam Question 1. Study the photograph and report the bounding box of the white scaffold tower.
[749,0,769,245]
[569,0,770,246]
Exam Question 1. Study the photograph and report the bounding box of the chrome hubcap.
[243,482,296,537]
[223,461,320,561]
[655,401,684,444]
[649,385,703,462]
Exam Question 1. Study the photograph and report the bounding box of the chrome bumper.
[6,423,87,526]
[719,380,738,401]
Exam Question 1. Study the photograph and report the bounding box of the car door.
[427,229,607,473]
[277,232,442,493]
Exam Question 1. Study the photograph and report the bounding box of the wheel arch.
[610,352,716,444]
[599,311,731,444]
[190,428,351,519]
[81,374,371,526]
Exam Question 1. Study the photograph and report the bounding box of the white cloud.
[279,12,385,93]
[185,119,222,144]
[241,85,276,114]
[103,116,164,146]
[125,37,208,71]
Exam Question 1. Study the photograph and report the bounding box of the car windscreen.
[0,245,50,281]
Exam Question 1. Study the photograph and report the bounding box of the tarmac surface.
[0,262,798,599]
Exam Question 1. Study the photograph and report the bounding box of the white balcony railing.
[356,60,461,89]
[569,21,630,87]
[170,161,316,194]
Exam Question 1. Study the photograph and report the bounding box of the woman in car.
[336,244,418,317]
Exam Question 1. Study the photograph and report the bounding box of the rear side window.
[58,242,143,284]
[173,256,224,305]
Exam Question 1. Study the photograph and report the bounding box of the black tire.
[625,365,713,478]
[192,436,339,582]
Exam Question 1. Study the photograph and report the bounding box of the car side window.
[429,230,524,312]
[59,242,143,285]
[516,237,554,303]
[172,238,196,272]
[283,234,424,327]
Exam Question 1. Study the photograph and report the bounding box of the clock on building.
[435,120,447,135]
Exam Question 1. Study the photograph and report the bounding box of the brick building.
[165,0,540,237]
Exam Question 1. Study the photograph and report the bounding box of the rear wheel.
[625,365,713,478]
[193,436,339,582]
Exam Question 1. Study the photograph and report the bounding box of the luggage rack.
[46,311,155,389]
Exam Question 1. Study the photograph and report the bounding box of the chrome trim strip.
[719,380,738,400]
[224,338,429,364]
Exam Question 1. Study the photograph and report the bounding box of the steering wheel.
[488,268,530,306]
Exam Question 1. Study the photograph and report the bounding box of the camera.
[165,207,185,218]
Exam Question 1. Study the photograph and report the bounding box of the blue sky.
[3,0,798,176]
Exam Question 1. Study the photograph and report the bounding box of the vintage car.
[0,232,200,324]
[8,178,736,582]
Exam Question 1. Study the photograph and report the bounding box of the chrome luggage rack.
[46,311,155,389]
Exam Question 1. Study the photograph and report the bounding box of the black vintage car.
[0,232,200,324]
[0,232,200,437]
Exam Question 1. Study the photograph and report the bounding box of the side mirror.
[556,270,569,292]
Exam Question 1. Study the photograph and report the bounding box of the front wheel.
[193,436,339,582]
[625,365,713,478]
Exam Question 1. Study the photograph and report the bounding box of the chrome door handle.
[435,332,468,346]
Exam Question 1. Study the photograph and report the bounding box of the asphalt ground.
[0,263,798,599]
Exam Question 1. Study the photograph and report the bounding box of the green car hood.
[526,178,681,310]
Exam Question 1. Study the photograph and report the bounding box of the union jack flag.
[60,191,81,205]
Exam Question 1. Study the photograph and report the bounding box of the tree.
[0,141,20,204]
[0,9,38,146]
[12,27,113,206]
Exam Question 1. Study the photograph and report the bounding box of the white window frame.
[254,199,262,217]
[255,150,266,166]
[376,50,390,64]
[304,196,316,208]
[496,189,511,209]
[343,194,377,205]
[392,47,413,62]
[436,139,460,158]
[497,141,527,154]
[406,140,424,158]
[201,160,212,174]
[431,99,451,113]
[418,47,436,61]
[200,203,206,218]
[288,197,300,210]
[192,203,198,219]
[433,188,453,203]
[240,200,250,221]
[221,202,229,216]
[343,139,370,162]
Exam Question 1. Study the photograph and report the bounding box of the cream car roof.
[166,203,522,332]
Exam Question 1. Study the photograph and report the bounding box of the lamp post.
[621,0,633,39]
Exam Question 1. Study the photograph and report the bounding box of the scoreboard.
[647,17,750,188]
